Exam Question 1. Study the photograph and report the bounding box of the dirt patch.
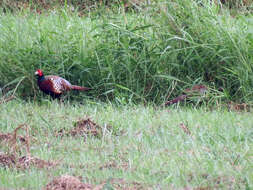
[17,155,58,170]
[56,118,112,139]
[44,175,93,190]
[0,153,58,170]
[0,124,29,155]
[0,131,26,144]
[0,124,58,170]
[44,176,148,190]
[0,153,16,168]
[71,118,102,137]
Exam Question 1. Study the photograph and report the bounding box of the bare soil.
[56,118,111,139]
[0,125,58,170]
[44,176,147,190]
[44,175,93,190]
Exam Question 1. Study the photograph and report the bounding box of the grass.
[0,1,253,189]
[0,0,253,104]
[0,100,252,189]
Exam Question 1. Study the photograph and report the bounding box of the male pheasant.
[35,69,91,99]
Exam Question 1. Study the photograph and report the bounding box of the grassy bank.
[0,101,252,189]
[0,0,253,104]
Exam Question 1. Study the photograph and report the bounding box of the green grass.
[0,101,252,189]
[0,1,253,189]
[0,0,253,104]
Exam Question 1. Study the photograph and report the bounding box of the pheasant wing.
[38,77,59,95]
[47,75,72,92]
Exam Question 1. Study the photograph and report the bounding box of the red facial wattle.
[37,69,43,76]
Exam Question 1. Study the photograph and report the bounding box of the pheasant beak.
[35,71,39,75]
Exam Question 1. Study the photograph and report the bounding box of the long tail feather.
[71,85,92,91]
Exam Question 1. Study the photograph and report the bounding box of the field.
[0,0,253,189]
[0,101,252,189]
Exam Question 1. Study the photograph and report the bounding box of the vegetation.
[0,0,252,104]
[0,1,252,189]
[0,101,252,189]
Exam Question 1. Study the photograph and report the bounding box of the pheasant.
[165,85,207,106]
[35,69,91,99]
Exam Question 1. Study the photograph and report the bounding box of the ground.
[0,100,252,189]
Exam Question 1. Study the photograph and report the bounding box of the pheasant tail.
[71,85,91,91]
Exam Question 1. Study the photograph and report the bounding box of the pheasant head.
[35,69,44,77]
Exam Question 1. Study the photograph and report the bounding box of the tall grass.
[0,0,253,103]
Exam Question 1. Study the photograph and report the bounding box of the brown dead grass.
[0,95,15,105]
